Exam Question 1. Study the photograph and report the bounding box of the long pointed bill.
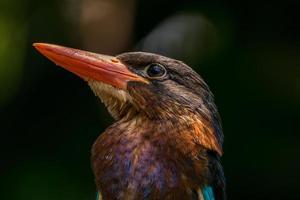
[33,43,148,89]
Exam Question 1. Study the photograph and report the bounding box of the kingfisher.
[34,43,225,200]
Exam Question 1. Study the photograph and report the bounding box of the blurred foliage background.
[0,0,299,199]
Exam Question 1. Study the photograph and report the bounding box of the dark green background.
[1,0,299,199]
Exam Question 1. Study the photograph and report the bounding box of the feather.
[96,191,102,200]
[202,186,215,200]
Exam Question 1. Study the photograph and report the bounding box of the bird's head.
[34,43,223,155]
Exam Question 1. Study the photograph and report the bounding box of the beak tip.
[33,43,46,53]
[33,42,42,47]
[33,42,58,52]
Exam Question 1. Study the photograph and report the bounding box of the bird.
[33,43,226,200]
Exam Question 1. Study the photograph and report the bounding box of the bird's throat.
[88,81,138,120]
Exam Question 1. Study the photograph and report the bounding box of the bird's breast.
[91,120,210,199]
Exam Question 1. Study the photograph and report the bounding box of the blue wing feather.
[96,191,103,200]
[202,186,215,200]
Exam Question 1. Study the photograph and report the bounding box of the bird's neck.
[92,115,222,199]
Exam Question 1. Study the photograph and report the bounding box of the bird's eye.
[145,63,166,78]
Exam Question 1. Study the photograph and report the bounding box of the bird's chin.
[88,80,137,120]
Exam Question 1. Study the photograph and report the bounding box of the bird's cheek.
[128,85,153,107]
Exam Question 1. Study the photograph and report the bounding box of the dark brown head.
[117,52,215,118]
[33,43,223,155]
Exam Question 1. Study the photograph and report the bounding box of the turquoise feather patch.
[202,186,215,200]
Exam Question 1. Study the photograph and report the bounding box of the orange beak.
[33,43,148,89]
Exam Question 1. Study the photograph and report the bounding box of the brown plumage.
[34,44,225,200]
